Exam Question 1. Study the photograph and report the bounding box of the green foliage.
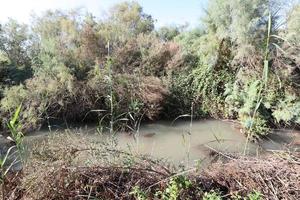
[0,0,299,139]
[31,10,98,80]
[225,80,270,136]
[1,85,28,113]
[99,1,154,43]
[0,105,24,187]
[130,186,147,200]
[175,28,205,58]
[155,176,191,200]
[239,81,261,117]
[232,190,262,200]
[0,19,32,85]
[203,190,222,200]
[240,114,270,137]
[0,70,76,131]
[163,72,196,118]
[7,104,24,151]
[0,19,31,67]
[189,37,235,118]
[273,95,300,124]
[203,0,281,55]
[247,191,262,200]
[0,51,11,86]
[157,25,186,41]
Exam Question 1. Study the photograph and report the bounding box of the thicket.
[0,0,299,138]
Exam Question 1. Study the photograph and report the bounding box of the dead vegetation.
[1,134,299,200]
[205,153,300,199]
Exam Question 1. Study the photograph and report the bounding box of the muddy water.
[27,120,299,166]
[114,120,257,165]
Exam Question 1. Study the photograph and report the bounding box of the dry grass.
[1,134,299,200]
[205,153,300,199]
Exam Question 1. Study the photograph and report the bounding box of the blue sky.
[0,0,208,27]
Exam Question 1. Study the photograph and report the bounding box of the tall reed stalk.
[244,13,272,154]
[107,41,114,135]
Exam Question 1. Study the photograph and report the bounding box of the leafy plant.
[225,80,270,138]
[7,104,24,151]
[0,104,24,199]
[272,95,300,124]
[130,186,147,200]
[155,175,191,200]
[247,191,262,200]
[203,190,222,200]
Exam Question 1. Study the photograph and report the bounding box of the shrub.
[112,33,185,76]
[163,72,196,118]
[225,79,271,137]
[273,95,300,125]
[190,37,236,118]
[155,176,192,200]
[203,191,222,200]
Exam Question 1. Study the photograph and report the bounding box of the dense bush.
[0,0,299,139]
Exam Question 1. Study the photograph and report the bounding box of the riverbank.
[1,132,299,199]
[2,151,299,199]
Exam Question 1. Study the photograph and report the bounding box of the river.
[23,119,300,166]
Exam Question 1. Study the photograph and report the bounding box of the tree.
[110,1,154,34]
[157,25,186,41]
[0,19,30,67]
[0,51,11,85]
[0,19,32,84]
[31,10,86,79]
[99,1,155,44]
[202,0,283,57]
[76,14,108,76]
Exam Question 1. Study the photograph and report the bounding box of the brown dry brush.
[4,161,218,200]
[23,164,171,199]
[205,153,300,199]
[0,72,169,134]
[1,152,299,200]
[1,134,299,199]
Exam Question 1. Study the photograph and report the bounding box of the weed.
[7,104,24,152]
[130,186,147,200]
[203,190,222,200]
[0,104,24,199]
[155,175,191,200]
[247,191,262,200]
